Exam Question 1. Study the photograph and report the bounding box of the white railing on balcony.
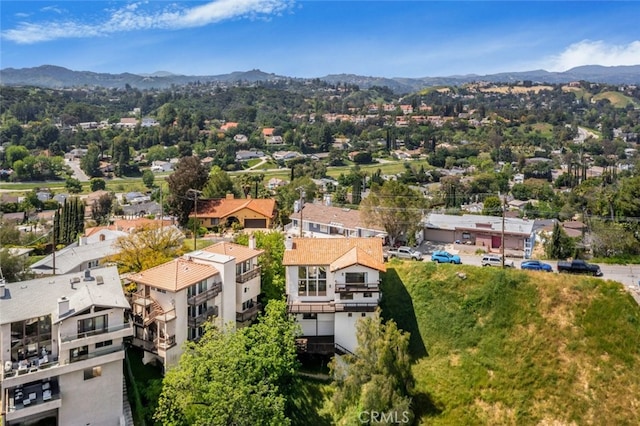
[60,322,132,343]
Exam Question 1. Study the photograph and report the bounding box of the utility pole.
[187,189,202,249]
[296,186,305,237]
[501,194,506,268]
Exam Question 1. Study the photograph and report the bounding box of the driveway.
[66,159,90,182]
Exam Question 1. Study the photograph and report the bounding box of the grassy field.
[378,261,640,425]
[592,91,640,108]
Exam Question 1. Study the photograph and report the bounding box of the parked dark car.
[520,260,553,272]
[557,259,602,276]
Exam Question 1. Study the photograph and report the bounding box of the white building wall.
[335,311,374,354]
[166,288,188,368]
[236,275,260,308]
[207,257,236,328]
[57,359,123,426]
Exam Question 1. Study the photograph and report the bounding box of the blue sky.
[1,1,639,78]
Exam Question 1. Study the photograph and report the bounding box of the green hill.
[380,261,640,425]
[592,91,639,108]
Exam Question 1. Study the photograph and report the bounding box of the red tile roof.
[193,197,275,219]
[283,238,386,272]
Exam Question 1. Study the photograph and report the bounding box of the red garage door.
[491,235,502,248]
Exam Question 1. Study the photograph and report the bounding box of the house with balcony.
[0,266,132,426]
[282,237,386,355]
[127,240,263,368]
[287,202,386,239]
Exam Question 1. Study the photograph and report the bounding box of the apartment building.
[282,237,386,354]
[0,266,132,426]
[127,240,263,368]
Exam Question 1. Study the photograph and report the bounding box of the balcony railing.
[236,266,262,284]
[288,302,335,314]
[334,282,380,292]
[187,306,219,328]
[69,343,126,363]
[335,302,378,312]
[236,303,261,322]
[60,322,132,343]
[187,282,222,305]
[133,335,177,354]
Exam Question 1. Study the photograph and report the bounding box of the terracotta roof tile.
[129,258,219,292]
[203,242,264,263]
[283,238,386,272]
[193,197,275,219]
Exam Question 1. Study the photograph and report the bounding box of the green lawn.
[380,261,640,425]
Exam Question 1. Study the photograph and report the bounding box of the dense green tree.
[329,310,414,425]
[544,221,575,260]
[65,178,83,194]
[360,180,424,246]
[89,178,106,192]
[482,195,503,216]
[235,231,286,302]
[54,197,85,246]
[81,144,101,177]
[105,225,185,273]
[166,156,209,226]
[0,249,33,283]
[155,299,300,426]
[142,169,155,189]
[91,193,114,225]
[202,166,237,199]
[274,177,317,226]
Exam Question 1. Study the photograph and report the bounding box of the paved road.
[425,253,640,304]
[65,159,90,182]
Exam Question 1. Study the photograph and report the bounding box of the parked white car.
[481,254,514,268]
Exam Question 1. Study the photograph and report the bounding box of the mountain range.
[1,64,639,93]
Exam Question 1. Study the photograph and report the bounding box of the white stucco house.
[0,266,132,426]
[282,237,386,355]
[127,240,263,368]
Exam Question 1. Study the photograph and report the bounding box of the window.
[84,366,102,380]
[302,313,317,320]
[10,316,52,362]
[348,313,353,317]
[364,292,373,298]
[341,292,354,300]
[297,266,327,296]
[96,340,112,348]
[70,346,89,362]
[78,315,108,336]
[345,272,366,284]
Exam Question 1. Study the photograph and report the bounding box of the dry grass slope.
[380,261,640,425]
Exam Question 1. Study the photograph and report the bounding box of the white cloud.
[40,6,64,14]
[547,40,640,71]
[2,0,293,44]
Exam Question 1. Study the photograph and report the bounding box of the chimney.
[58,296,70,317]
[226,193,235,199]
[284,235,294,250]
[0,280,6,299]
[79,236,88,246]
[249,234,256,250]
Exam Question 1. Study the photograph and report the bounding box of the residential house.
[287,202,386,239]
[261,128,275,139]
[233,134,248,143]
[0,266,132,426]
[283,237,386,354]
[235,150,264,162]
[0,212,26,225]
[64,149,88,160]
[127,240,263,368]
[272,151,301,161]
[267,178,287,190]
[29,238,120,276]
[266,136,284,146]
[150,160,173,173]
[423,213,535,258]
[192,194,276,229]
[220,122,239,132]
